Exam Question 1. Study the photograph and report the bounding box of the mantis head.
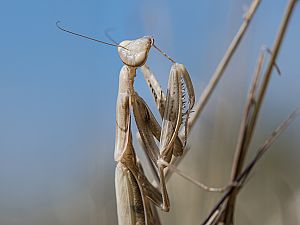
[118,36,154,67]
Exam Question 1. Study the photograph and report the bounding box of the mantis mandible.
[56,22,195,225]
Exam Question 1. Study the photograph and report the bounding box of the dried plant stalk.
[201,108,300,225]
[218,0,299,224]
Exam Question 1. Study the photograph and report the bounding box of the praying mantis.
[56,22,195,225]
[115,37,195,225]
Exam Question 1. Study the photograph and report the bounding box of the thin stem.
[183,0,261,137]
[222,1,298,223]
[201,108,300,225]
[142,0,260,179]
[169,0,260,181]
[215,47,265,223]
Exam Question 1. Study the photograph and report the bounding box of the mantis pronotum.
[56,22,195,225]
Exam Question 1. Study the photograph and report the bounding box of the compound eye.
[148,36,154,46]
[151,38,154,45]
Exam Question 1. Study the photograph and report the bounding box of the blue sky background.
[0,0,299,224]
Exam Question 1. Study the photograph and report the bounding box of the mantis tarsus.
[56,22,195,225]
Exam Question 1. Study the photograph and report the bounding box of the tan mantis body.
[114,37,195,224]
[55,22,195,224]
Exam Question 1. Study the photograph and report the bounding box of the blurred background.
[0,0,299,224]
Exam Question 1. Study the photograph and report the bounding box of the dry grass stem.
[167,0,261,177]
[221,1,299,223]
[184,0,261,137]
[201,108,300,225]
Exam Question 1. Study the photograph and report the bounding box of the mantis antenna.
[152,44,176,64]
[104,28,119,45]
[56,21,175,64]
[56,21,128,50]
